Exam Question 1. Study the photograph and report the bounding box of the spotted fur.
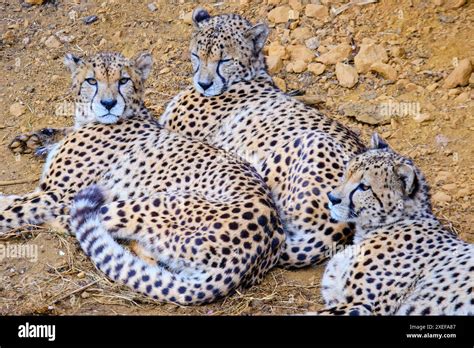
[9,51,152,155]
[159,9,366,267]
[320,134,474,315]
[1,52,285,305]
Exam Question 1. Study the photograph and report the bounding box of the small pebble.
[83,15,98,25]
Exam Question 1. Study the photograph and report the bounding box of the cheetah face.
[64,52,153,127]
[189,8,269,97]
[328,134,420,229]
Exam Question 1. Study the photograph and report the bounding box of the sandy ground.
[0,0,472,315]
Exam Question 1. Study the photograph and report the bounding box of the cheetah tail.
[316,303,373,316]
[70,185,214,305]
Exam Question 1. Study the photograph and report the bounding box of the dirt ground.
[0,0,472,315]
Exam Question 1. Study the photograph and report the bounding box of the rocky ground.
[0,0,472,315]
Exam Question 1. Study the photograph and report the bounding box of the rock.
[289,0,303,11]
[147,3,157,11]
[305,4,329,21]
[354,41,389,73]
[454,91,470,103]
[266,41,288,61]
[434,171,454,185]
[44,35,60,48]
[426,82,438,92]
[443,0,466,9]
[442,183,457,192]
[432,191,452,204]
[305,37,320,50]
[456,187,470,198]
[159,67,171,74]
[435,134,449,147]
[81,291,90,299]
[83,15,98,25]
[266,55,283,74]
[448,88,461,96]
[390,46,405,58]
[315,43,352,65]
[273,77,287,92]
[308,62,326,75]
[335,62,358,88]
[2,30,15,44]
[295,94,326,105]
[183,11,193,25]
[370,62,397,80]
[268,6,291,24]
[288,44,314,63]
[291,27,312,42]
[442,58,472,89]
[25,0,45,4]
[286,60,307,73]
[339,102,390,125]
[413,113,433,123]
[10,102,26,117]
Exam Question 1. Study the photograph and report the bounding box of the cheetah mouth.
[329,203,353,222]
[98,113,120,124]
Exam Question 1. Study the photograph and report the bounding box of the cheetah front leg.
[0,191,68,233]
[9,127,73,156]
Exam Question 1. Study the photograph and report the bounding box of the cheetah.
[1,51,285,305]
[319,134,473,315]
[158,8,366,268]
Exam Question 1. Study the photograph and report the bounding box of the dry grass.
[0,226,325,316]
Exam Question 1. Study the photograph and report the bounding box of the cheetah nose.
[100,99,117,111]
[327,192,342,205]
[198,81,213,91]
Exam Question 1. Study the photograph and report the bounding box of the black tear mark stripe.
[216,60,227,86]
[118,87,127,113]
[90,82,99,111]
[348,186,357,217]
[371,190,384,209]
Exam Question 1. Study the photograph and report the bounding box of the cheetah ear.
[134,52,153,81]
[192,7,210,27]
[64,53,83,74]
[245,23,269,53]
[370,133,390,150]
[396,163,417,197]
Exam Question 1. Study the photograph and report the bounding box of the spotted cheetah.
[9,49,146,156]
[319,134,473,315]
[158,8,366,268]
[1,52,285,305]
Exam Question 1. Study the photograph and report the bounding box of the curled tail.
[70,185,221,305]
[316,303,373,316]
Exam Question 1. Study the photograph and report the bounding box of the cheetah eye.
[119,77,130,85]
[358,183,371,191]
[85,78,97,85]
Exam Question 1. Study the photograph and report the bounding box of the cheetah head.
[189,8,269,97]
[64,51,153,127]
[327,133,431,230]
